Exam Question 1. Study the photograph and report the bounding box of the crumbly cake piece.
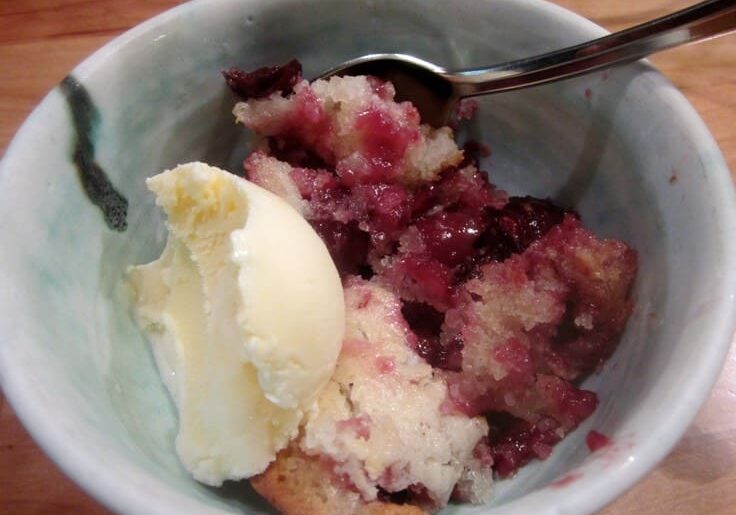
[234,75,463,185]
[442,215,637,416]
[439,215,636,475]
[251,279,491,514]
[251,444,424,515]
[299,279,490,509]
[242,151,309,216]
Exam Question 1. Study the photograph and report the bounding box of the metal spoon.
[318,0,736,126]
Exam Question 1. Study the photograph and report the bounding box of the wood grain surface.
[1,1,734,514]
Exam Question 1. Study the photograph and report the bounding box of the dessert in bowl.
[0,1,735,514]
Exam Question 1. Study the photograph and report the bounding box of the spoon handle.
[449,0,736,97]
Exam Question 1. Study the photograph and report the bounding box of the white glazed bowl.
[1,1,735,514]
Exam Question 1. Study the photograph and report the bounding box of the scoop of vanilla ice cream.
[128,162,345,485]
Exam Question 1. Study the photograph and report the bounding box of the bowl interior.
[1,0,734,514]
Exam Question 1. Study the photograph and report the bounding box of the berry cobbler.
[223,60,637,514]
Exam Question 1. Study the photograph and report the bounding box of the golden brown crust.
[251,445,425,515]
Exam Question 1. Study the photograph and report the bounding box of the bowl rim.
[1,0,735,514]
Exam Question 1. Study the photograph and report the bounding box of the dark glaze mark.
[60,75,128,232]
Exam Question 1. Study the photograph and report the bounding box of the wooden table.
[1,1,734,513]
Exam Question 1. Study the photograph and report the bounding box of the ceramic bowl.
[1,0,735,514]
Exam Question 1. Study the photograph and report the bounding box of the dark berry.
[401,302,463,371]
[312,220,370,277]
[415,211,483,267]
[223,58,302,99]
[474,196,571,264]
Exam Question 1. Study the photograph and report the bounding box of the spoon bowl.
[319,0,736,126]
